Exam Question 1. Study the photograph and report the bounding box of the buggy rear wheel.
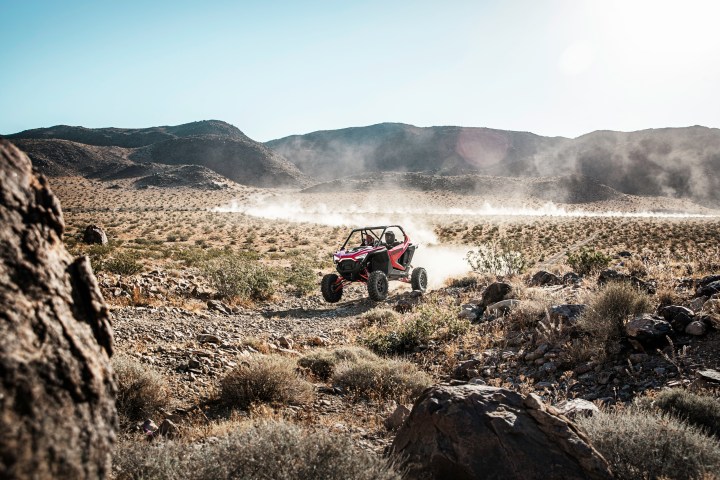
[367,271,389,301]
[411,267,427,292]
[321,273,343,303]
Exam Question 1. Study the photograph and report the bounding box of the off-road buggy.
[321,225,427,302]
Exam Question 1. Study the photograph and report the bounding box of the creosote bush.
[101,251,144,275]
[221,355,313,409]
[566,247,611,276]
[578,409,720,480]
[299,346,379,380]
[332,357,431,402]
[574,281,652,360]
[651,389,720,438]
[202,254,274,301]
[466,239,528,276]
[113,421,400,480]
[113,354,170,425]
[285,261,316,296]
[362,301,469,355]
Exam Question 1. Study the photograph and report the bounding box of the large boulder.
[83,224,108,245]
[480,281,514,307]
[0,140,116,479]
[624,314,672,349]
[390,384,613,480]
[530,270,562,286]
[598,269,656,294]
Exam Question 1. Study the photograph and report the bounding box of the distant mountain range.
[6,121,307,188]
[268,123,720,205]
[4,120,720,204]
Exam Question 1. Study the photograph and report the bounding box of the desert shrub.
[202,254,274,301]
[566,248,611,276]
[447,275,479,289]
[284,261,316,296]
[578,409,720,480]
[574,281,652,360]
[362,302,469,355]
[362,308,400,325]
[113,421,400,480]
[332,357,431,401]
[298,347,378,380]
[466,239,528,276]
[651,389,720,438]
[113,354,170,424]
[103,252,144,275]
[220,355,313,409]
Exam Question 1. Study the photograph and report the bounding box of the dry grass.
[299,346,379,380]
[650,389,720,438]
[113,354,170,425]
[220,355,314,409]
[578,408,720,480]
[332,357,431,402]
[113,420,400,480]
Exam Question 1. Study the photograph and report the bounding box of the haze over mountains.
[5,120,720,206]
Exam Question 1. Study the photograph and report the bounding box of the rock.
[480,282,513,307]
[277,336,294,349]
[598,269,656,294]
[197,333,222,344]
[625,314,672,348]
[549,304,587,325]
[390,385,613,480]
[685,321,707,336]
[0,140,116,479]
[306,336,328,347]
[141,419,158,436]
[82,224,108,245]
[699,299,720,328]
[458,307,478,322]
[157,419,179,438]
[659,305,695,332]
[696,279,720,298]
[563,272,581,284]
[689,296,708,312]
[530,271,562,286]
[556,399,599,419]
[384,403,411,431]
[698,369,720,383]
[207,299,231,314]
[617,251,632,258]
[485,299,520,315]
[454,359,484,379]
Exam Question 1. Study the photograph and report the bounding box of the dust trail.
[213,196,716,219]
[211,196,716,289]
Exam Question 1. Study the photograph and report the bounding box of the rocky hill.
[268,123,720,205]
[6,121,308,188]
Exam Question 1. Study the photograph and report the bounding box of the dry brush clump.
[113,354,171,425]
[649,389,720,438]
[572,281,653,361]
[332,356,431,402]
[202,253,275,301]
[113,420,400,480]
[298,346,379,380]
[578,408,720,480]
[220,355,314,409]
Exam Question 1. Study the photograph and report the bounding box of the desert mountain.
[6,121,308,188]
[268,123,720,205]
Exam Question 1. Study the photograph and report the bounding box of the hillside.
[268,123,720,205]
[6,121,308,188]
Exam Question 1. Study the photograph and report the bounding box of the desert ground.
[50,176,720,478]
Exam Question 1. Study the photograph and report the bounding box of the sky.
[1,0,719,141]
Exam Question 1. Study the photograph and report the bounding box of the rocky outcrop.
[390,384,612,480]
[0,140,116,479]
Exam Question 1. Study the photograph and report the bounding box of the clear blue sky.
[2,0,719,141]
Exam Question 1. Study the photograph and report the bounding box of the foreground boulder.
[479,281,514,307]
[0,140,116,479]
[390,384,612,480]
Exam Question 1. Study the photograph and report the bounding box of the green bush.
[202,255,274,301]
[574,281,652,360]
[332,357,431,402]
[652,389,720,438]
[220,355,313,409]
[102,252,144,275]
[566,248,612,276]
[298,347,379,380]
[285,261,317,296]
[362,302,469,355]
[466,239,528,276]
[578,409,720,480]
[113,421,400,480]
[113,354,170,425]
